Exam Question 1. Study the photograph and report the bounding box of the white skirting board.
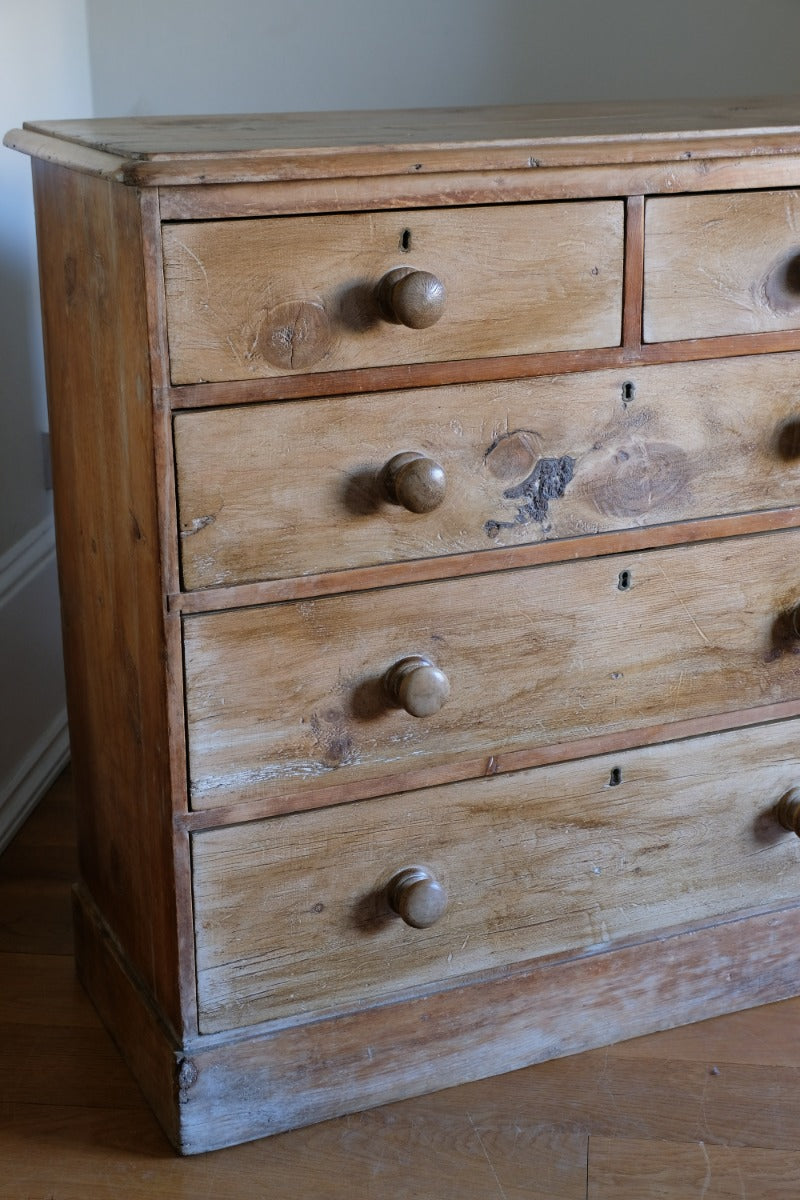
[0,516,69,854]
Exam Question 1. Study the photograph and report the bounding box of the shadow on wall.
[0,239,51,552]
[0,199,68,848]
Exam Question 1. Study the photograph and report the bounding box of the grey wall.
[0,0,91,843]
[1,0,92,554]
[85,0,800,117]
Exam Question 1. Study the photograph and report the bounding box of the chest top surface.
[8,95,800,186]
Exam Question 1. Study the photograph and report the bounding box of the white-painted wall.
[0,0,91,847]
[5,0,800,846]
[2,1,92,552]
[85,0,800,116]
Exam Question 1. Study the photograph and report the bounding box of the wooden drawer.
[192,718,800,1033]
[644,189,800,342]
[175,353,800,588]
[162,202,623,384]
[183,528,800,809]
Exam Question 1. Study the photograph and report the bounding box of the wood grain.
[177,698,800,831]
[0,1020,140,1111]
[0,768,77,955]
[175,352,800,588]
[7,770,800,1184]
[162,202,623,383]
[0,1103,589,1200]
[17,103,800,1161]
[156,154,800,220]
[588,1138,800,1198]
[171,507,800,617]
[183,527,800,809]
[161,326,800,410]
[21,96,800,156]
[58,758,800,1153]
[622,195,645,349]
[645,189,800,341]
[0,952,94,1027]
[610,996,800,1067]
[177,905,800,1152]
[192,718,800,1032]
[478,1053,800,1154]
[71,885,188,1149]
[31,161,185,1031]
[13,96,800,187]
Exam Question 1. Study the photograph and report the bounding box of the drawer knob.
[384,655,451,717]
[775,787,800,836]
[378,267,446,329]
[387,866,448,928]
[382,451,447,513]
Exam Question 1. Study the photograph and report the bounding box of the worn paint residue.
[485,452,574,538]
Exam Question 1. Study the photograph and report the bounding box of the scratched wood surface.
[183,526,800,810]
[30,161,187,1031]
[175,351,800,587]
[644,189,800,342]
[588,1138,800,1197]
[4,770,800,1197]
[12,97,800,191]
[155,155,800,223]
[14,105,800,1168]
[161,202,623,384]
[21,97,800,157]
[192,718,800,1032]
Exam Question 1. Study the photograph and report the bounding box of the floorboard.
[588,1136,800,1198]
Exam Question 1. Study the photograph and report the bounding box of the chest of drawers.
[8,98,800,1153]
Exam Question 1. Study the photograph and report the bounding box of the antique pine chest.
[7,98,800,1153]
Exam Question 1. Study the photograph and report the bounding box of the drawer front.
[162,202,623,384]
[184,529,800,809]
[176,354,800,589]
[192,719,800,1032]
[644,189,800,342]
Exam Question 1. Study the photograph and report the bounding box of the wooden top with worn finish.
[7,95,800,186]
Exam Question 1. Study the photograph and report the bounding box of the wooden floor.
[3,770,800,1198]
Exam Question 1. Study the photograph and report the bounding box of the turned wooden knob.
[384,655,450,717]
[377,267,446,329]
[775,787,800,836]
[381,452,447,513]
[387,866,448,928]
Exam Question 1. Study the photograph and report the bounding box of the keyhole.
[609,767,623,787]
[618,569,632,591]
[400,229,412,252]
[622,381,636,404]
